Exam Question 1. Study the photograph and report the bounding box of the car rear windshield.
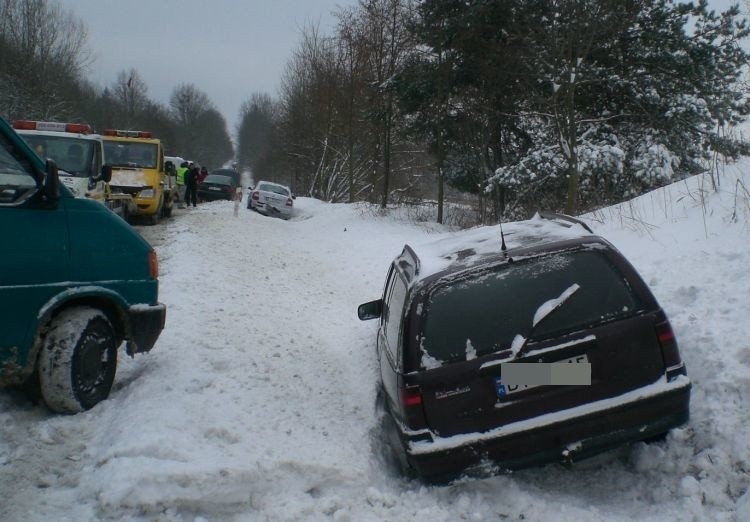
[212,169,240,183]
[258,183,289,196]
[204,174,232,185]
[420,249,643,365]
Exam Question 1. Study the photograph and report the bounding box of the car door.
[0,129,69,375]
[379,266,409,416]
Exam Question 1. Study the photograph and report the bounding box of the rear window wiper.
[510,283,581,359]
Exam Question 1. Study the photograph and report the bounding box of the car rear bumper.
[254,201,292,217]
[125,303,166,355]
[198,191,232,201]
[404,375,691,482]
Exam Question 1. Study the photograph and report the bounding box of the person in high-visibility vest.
[176,162,188,208]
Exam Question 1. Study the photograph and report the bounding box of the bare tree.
[112,68,149,128]
[356,0,414,208]
[169,83,214,157]
[0,0,90,119]
[237,92,279,181]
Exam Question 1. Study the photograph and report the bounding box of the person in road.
[198,166,208,184]
[176,162,188,209]
[184,164,199,208]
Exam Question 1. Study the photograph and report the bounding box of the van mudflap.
[125,303,166,355]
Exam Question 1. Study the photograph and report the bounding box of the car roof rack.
[537,211,593,233]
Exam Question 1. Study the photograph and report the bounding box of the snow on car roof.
[408,212,594,281]
[257,180,289,189]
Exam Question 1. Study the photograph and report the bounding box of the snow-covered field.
[1,164,749,522]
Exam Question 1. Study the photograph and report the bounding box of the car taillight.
[400,385,422,407]
[252,191,259,200]
[148,250,159,278]
[399,384,427,430]
[286,197,293,206]
[656,320,684,379]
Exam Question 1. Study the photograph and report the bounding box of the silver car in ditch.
[248,180,294,219]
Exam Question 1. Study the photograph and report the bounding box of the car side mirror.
[292,194,296,200]
[99,165,113,183]
[358,299,382,321]
[42,159,60,202]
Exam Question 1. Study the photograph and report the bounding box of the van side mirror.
[358,299,382,321]
[42,159,60,202]
[100,165,113,183]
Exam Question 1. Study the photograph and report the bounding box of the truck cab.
[0,116,166,413]
[103,129,176,225]
[12,120,135,218]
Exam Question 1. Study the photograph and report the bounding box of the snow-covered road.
[2,168,750,521]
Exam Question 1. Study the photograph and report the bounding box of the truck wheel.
[148,199,163,226]
[38,307,118,413]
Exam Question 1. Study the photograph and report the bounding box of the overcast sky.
[57,0,356,134]
[58,0,743,138]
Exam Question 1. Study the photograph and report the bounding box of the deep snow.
[1,163,749,522]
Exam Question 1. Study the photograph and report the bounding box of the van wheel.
[38,307,118,413]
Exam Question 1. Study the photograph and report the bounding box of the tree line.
[0,0,233,169]
[237,0,750,223]
[2,0,748,223]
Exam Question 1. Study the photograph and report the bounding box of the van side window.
[0,133,37,205]
[384,273,408,360]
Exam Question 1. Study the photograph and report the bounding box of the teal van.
[0,116,166,413]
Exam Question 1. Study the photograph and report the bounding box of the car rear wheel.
[373,387,414,479]
[38,307,118,413]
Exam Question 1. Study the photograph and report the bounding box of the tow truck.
[102,129,178,225]
[12,120,135,218]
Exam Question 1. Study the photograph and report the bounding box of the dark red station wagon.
[358,212,691,482]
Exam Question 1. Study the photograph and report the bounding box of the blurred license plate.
[495,354,590,397]
[209,187,221,191]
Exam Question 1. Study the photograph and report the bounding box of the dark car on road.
[358,212,691,483]
[210,168,241,187]
[197,173,237,201]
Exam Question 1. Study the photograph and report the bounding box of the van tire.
[38,307,118,414]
